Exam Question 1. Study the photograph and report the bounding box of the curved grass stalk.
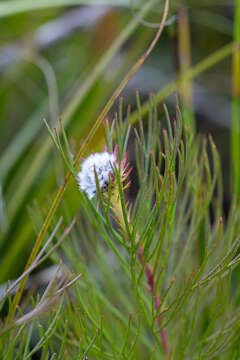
[128,41,238,126]
[0,0,159,279]
[8,0,169,323]
[231,0,240,196]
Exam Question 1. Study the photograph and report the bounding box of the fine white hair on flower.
[76,151,117,199]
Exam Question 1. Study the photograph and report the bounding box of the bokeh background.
[0,0,236,282]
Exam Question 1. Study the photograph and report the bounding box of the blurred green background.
[0,0,237,281]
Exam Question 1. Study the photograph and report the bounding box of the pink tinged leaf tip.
[114,144,118,157]
[121,153,127,169]
[123,166,133,179]
[102,144,107,152]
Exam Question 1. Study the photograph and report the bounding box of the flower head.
[76,145,131,199]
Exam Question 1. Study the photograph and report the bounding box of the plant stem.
[7,0,169,322]
[129,41,238,126]
[231,0,240,196]
[114,196,170,356]
[178,7,195,131]
[138,247,170,357]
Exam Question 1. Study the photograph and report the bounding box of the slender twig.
[9,0,169,323]
[138,246,170,357]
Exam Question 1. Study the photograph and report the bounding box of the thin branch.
[138,246,170,357]
[9,0,169,325]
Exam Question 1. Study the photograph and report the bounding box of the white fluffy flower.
[77,152,117,199]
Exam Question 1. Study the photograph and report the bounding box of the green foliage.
[1,95,240,359]
[1,0,240,359]
[0,0,156,279]
[231,0,240,196]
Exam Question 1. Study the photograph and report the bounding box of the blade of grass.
[178,7,195,131]
[0,0,160,277]
[128,41,238,126]
[0,0,144,18]
[7,0,169,322]
[231,0,240,196]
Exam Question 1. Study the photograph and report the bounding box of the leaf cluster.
[1,94,240,359]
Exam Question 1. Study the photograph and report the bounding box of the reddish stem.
[138,247,170,357]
